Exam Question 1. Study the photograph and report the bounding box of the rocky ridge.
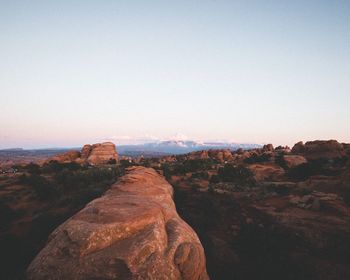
[27,166,208,280]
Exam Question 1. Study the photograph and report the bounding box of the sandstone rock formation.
[80,142,119,165]
[275,145,291,152]
[27,166,208,280]
[292,140,345,160]
[262,144,274,152]
[248,163,285,181]
[208,149,233,163]
[186,149,234,163]
[282,155,307,169]
[187,150,210,160]
[48,142,119,165]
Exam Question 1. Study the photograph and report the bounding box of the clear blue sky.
[1,0,349,148]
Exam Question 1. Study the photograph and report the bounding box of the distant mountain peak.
[117,140,262,157]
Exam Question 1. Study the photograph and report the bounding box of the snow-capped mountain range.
[117,140,261,156]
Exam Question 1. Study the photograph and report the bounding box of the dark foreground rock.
[27,166,208,280]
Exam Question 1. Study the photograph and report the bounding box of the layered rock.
[81,142,119,165]
[27,166,208,280]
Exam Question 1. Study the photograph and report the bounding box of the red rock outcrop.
[187,151,210,160]
[48,142,119,165]
[262,144,274,152]
[248,164,285,181]
[186,150,233,163]
[27,166,208,280]
[208,150,233,163]
[292,140,345,160]
[282,155,307,168]
[80,142,119,165]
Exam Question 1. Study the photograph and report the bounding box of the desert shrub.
[162,159,212,177]
[275,154,286,169]
[172,164,186,175]
[183,159,212,173]
[42,161,81,173]
[119,159,134,168]
[244,153,272,164]
[107,158,117,164]
[11,164,24,171]
[25,163,41,174]
[334,156,349,167]
[20,174,57,199]
[209,174,220,183]
[287,160,337,181]
[191,183,201,191]
[54,167,119,190]
[191,171,209,180]
[217,164,255,185]
[0,202,18,226]
[287,163,314,181]
[161,164,172,180]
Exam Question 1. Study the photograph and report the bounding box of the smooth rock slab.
[27,166,208,280]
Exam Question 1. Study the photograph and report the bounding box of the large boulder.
[84,142,119,165]
[27,167,208,280]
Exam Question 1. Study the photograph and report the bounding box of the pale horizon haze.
[1,0,350,149]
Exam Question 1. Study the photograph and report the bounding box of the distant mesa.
[0,148,24,151]
[49,142,118,165]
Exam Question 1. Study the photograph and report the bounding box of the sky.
[1,0,350,148]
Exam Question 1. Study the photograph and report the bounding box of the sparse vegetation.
[216,164,255,186]
[287,160,340,181]
[244,153,271,164]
